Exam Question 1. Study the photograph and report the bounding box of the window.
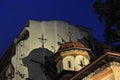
[68,61,71,68]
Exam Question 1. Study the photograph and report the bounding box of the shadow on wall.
[23,48,57,80]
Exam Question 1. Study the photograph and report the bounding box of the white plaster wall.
[62,55,90,72]
[63,56,75,71]
[75,55,89,71]
[28,20,89,52]
[12,40,30,80]
[75,55,84,71]
[11,20,91,80]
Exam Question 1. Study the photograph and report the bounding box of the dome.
[54,41,91,62]
[58,41,90,52]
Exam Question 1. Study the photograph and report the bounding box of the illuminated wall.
[82,62,120,80]
[11,20,92,80]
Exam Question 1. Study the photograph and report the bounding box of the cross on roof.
[68,31,73,41]
[38,34,47,48]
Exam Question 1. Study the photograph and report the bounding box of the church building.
[0,20,93,80]
[0,20,119,80]
[53,41,93,80]
[70,51,120,80]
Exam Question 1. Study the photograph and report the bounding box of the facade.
[53,41,93,80]
[1,20,119,80]
[0,20,93,80]
[70,51,120,80]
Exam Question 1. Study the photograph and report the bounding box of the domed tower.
[54,41,93,80]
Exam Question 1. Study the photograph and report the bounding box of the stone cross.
[38,34,47,48]
[68,31,73,41]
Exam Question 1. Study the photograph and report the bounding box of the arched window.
[68,61,71,68]
[63,56,74,70]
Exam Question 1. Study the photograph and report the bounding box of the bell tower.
[54,41,93,80]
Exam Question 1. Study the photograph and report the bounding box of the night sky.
[0,0,105,57]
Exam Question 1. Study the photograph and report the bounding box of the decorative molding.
[83,62,120,80]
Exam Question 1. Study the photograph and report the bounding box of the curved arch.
[62,56,75,71]
[75,55,90,71]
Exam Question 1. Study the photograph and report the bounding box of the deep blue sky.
[0,0,105,57]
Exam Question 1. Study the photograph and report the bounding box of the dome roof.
[58,41,90,52]
[53,41,91,62]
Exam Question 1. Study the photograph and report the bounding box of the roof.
[58,41,90,52]
[70,51,120,80]
[53,41,92,62]
[60,41,84,49]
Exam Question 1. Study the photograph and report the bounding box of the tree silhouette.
[93,0,120,43]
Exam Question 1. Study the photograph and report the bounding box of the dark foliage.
[93,0,120,43]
